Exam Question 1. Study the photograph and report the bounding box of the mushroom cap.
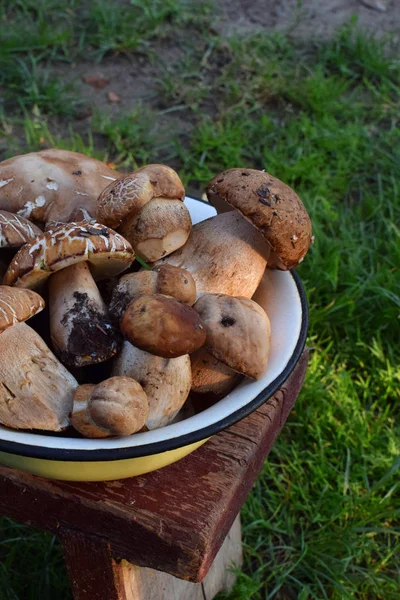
[97,164,185,230]
[3,221,134,289]
[118,197,192,262]
[153,264,196,305]
[0,149,122,226]
[0,285,45,333]
[206,168,312,269]
[121,294,206,358]
[194,294,271,380]
[89,376,149,436]
[0,211,42,248]
[70,384,110,438]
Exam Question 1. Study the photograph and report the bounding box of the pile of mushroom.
[0,152,312,438]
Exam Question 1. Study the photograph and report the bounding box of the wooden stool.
[0,350,308,600]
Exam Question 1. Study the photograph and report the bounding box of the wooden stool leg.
[59,516,242,600]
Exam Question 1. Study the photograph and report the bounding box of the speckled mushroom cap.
[3,221,134,289]
[96,164,185,229]
[0,285,45,333]
[0,149,122,227]
[206,168,312,270]
[0,211,42,248]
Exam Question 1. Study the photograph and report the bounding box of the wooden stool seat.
[0,350,308,599]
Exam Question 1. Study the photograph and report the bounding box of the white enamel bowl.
[0,197,308,481]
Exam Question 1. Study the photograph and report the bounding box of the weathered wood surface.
[0,349,308,582]
[62,516,241,600]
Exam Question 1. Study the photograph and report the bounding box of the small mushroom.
[70,384,110,438]
[194,294,271,380]
[207,168,312,269]
[97,164,192,262]
[0,210,42,247]
[156,211,270,298]
[0,286,77,431]
[3,221,134,366]
[0,149,122,227]
[190,347,242,397]
[121,294,206,358]
[112,342,191,430]
[109,264,196,321]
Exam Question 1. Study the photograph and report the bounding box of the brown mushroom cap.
[0,149,122,227]
[0,285,44,333]
[70,384,110,438]
[97,164,185,229]
[89,376,149,436]
[121,294,206,358]
[194,294,271,380]
[3,221,134,289]
[0,211,42,248]
[206,168,312,269]
[153,264,196,305]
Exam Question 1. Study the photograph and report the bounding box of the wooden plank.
[0,349,308,582]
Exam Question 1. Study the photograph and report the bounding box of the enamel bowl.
[0,197,308,481]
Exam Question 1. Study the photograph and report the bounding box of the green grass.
[0,5,400,598]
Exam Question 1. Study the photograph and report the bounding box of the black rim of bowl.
[0,198,309,463]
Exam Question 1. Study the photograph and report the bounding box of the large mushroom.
[0,286,77,431]
[3,221,134,366]
[0,149,122,228]
[97,164,192,262]
[194,294,271,380]
[112,343,192,430]
[156,168,312,297]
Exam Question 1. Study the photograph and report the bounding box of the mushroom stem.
[0,322,77,431]
[49,262,121,367]
[156,211,270,298]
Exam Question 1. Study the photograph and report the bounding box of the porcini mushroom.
[0,149,122,228]
[207,168,312,269]
[194,294,271,380]
[112,342,191,430]
[71,377,148,437]
[109,264,196,321]
[3,221,134,366]
[0,286,77,430]
[121,294,206,358]
[97,164,192,262]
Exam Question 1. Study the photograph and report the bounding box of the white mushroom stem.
[118,198,192,262]
[156,211,270,298]
[0,322,77,431]
[112,342,191,430]
[49,261,120,367]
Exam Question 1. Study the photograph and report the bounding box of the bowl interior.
[0,197,305,457]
